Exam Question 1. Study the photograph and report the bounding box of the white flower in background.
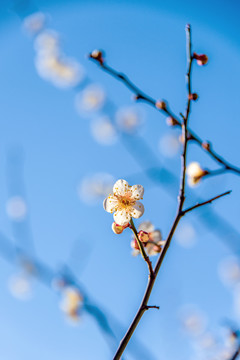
[178,305,208,337]
[175,221,196,248]
[218,256,240,287]
[186,162,207,186]
[6,196,27,221]
[198,332,216,350]
[60,286,83,322]
[115,106,143,133]
[131,221,164,256]
[34,30,60,56]
[103,179,144,226]
[158,133,181,158]
[78,173,115,204]
[35,54,84,88]
[75,84,105,116]
[90,116,117,145]
[8,273,32,300]
[23,12,47,35]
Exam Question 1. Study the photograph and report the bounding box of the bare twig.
[89,49,240,176]
[130,218,154,278]
[182,190,231,215]
[112,24,232,360]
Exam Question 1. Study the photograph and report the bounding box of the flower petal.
[150,230,162,243]
[130,184,144,200]
[103,195,118,213]
[130,201,144,219]
[138,221,154,233]
[113,179,130,196]
[114,209,131,226]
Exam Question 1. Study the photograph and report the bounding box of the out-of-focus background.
[1,0,240,359]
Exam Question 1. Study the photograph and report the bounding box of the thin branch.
[182,190,231,215]
[142,305,160,310]
[112,24,194,360]
[112,24,232,360]
[89,53,240,176]
[230,348,240,360]
[130,219,154,278]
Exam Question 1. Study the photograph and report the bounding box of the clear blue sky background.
[1,0,240,359]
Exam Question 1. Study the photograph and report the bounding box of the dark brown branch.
[130,219,154,279]
[112,24,198,360]
[182,190,231,215]
[230,348,240,360]
[89,50,240,176]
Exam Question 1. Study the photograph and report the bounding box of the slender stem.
[113,24,192,360]
[130,218,154,278]
[204,167,229,179]
[112,24,232,360]
[89,52,240,176]
[230,348,240,360]
[182,190,231,215]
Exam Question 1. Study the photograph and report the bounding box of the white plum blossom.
[103,179,144,226]
[186,162,207,186]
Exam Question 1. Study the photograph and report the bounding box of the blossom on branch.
[186,162,208,186]
[131,221,165,256]
[103,179,144,226]
[112,222,129,234]
[193,52,208,66]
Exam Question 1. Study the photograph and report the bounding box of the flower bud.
[188,93,198,101]
[89,49,104,65]
[202,141,210,151]
[166,116,178,127]
[131,239,140,250]
[138,230,150,243]
[155,100,167,110]
[112,222,126,234]
[193,53,208,66]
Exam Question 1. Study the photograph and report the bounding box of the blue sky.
[1,0,240,359]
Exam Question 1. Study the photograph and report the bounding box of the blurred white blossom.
[115,106,144,133]
[159,133,181,158]
[178,305,208,337]
[175,221,196,248]
[34,30,60,56]
[91,116,117,145]
[78,173,115,204]
[75,84,105,116]
[23,12,47,35]
[60,286,83,323]
[8,273,32,300]
[6,196,27,221]
[35,54,84,88]
[218,256,240,287]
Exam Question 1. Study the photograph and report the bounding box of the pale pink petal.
[130,184,144,200]
[138,221,154,233]
[130,201,144,219]
[103,195,118,213]
[146,243,157,256]
[150,230,162,243]
[114,209,131,226]
[146,243,160,256]
[113,179,130,196]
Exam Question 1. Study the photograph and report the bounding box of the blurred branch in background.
[0,228,157,360]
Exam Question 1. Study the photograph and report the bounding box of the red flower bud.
[193,52,208,66]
